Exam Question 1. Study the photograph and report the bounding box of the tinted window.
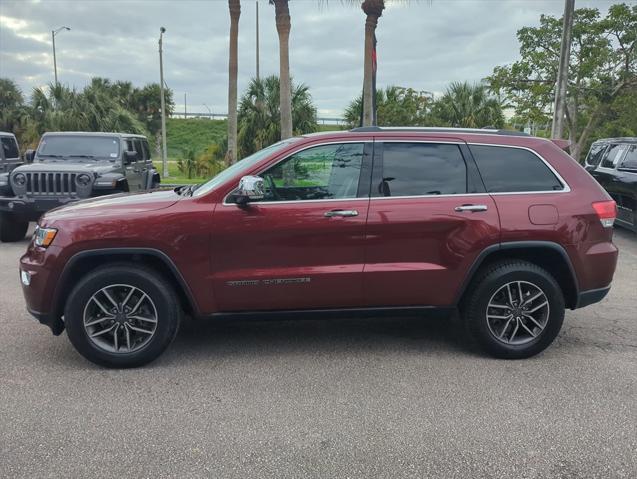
[259,143,364,202]
[619,144,637,170]
[38,135,120,160]
[1,137,19,159]
[133,139,144,160]
[141,140,151,161]
[601,144,627,169]
[379,143,467,196]
[585,143,607,167]
[470,145,563,193]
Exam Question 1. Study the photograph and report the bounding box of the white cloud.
[0,0,619,117]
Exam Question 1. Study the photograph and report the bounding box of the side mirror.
[235,175,265,205]
[125,150,138,164]
[25,149,35,163]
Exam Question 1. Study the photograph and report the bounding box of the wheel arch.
[53,248,199,320]
[456,241,580,310]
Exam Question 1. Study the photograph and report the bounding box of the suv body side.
[21,131,617,338]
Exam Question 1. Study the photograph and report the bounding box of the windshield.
[37,135,120,160]
[193,139,300,197]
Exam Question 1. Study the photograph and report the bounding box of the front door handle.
[454,204,488,213]
[324,209,359,217]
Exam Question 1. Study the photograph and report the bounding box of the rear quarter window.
[470,145,564,193]
[1,137,20,159]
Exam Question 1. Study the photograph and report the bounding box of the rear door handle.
[324,209,359,217]
[454,204,488,213]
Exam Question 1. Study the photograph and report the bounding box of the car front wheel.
[0,212,28,242]
[64,264,180,368]
[463,260,565,359]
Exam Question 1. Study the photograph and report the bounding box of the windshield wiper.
[67,154,96,159]
[38,154,64,158]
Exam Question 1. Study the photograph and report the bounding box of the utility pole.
[159,27,168,178]
[551,0,575,139]
[256,0,260,80]
[51,26,70,85]
[184,92,187,119]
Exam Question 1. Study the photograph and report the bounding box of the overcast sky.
[0,0,622,118]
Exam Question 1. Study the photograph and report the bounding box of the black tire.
[463,260,565,359]
[0,212,28,242]
[64,264,180,368]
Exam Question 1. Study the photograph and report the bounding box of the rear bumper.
[574,285,611,309]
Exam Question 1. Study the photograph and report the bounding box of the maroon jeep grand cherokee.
[19,128,618,367]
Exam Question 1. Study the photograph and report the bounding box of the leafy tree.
[177,147,198,179]
[196,143,226,178]
[237,75,317,157]
[432,82,505,128]
[344,86,432,128]
[488,3,637,161]
[0,78,30,139]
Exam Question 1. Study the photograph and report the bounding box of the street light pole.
[256,0,260,80]
[51,26,70,85]
[159,27,168,178]
[551,0,575,139]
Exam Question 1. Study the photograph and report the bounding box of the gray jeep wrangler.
[0,131,160,242]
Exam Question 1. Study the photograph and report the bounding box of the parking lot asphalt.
[0,227,636,479]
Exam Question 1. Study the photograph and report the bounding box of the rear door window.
[470,145,564,193]
[600,144,628,169]
[619,145,637,170]
[1,137,20,159]
[378,143,467,196]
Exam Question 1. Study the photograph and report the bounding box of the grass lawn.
[166,118,226,157]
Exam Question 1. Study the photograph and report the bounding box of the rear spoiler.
[550,138,571,151]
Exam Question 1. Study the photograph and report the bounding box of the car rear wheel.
[64,264,180,368]
[0,212,28,242]
[463,260,565,359]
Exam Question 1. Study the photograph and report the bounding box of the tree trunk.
[361,1,384,127]
[274,0,293,139]
[226,0,241,165]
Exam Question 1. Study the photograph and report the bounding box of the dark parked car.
[0,131,160,242]
[0,131,22,174]
[20,127,618,367]
[585,137,637,232]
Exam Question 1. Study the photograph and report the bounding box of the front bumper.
[26,307,65,335]
[20,244,66,335]
[0,196,80,221]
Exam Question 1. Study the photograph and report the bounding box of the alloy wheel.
[486,280,550,345]
[82,284,158,353]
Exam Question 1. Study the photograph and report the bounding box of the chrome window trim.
[221,139,573,207]
[222,140,370,206]
[466,142,571,194]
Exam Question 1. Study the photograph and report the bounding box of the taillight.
[592,200,617,228]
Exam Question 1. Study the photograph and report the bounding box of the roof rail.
[349,126,530,137]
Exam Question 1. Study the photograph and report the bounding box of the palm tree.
[433,82,505,128]
[226,0,241,165]
[237,75,317,157]
[270,0,293,139]
[361,0,385,126]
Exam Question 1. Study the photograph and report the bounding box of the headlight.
[77,174,92,186]
[13,173,26,186]
[34,226,57,248]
